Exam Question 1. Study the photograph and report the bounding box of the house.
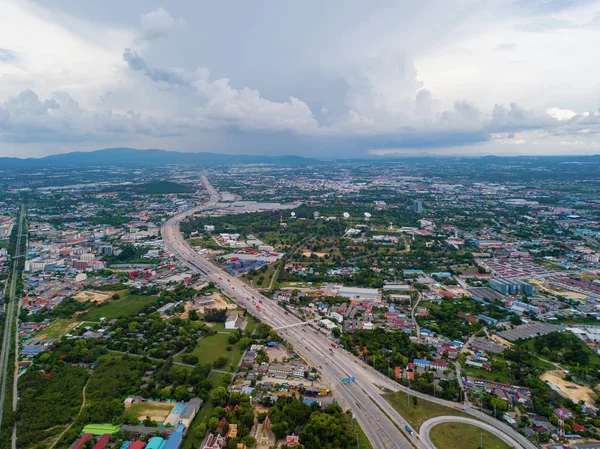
[92,435,111,449]
[203,434,226,449]
[573,423,587,434]
[554,407,574,420]
[286,434,301,447]
[225,312,242,330]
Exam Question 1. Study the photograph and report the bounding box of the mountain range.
[0,148,319,168]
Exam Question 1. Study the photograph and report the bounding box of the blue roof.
[414,359,430,366]
[267,341,278,347]
[164,430,183,449]
[303,399,318,404]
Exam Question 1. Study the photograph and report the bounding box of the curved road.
[420,416,524,449]
[162,175,535,449]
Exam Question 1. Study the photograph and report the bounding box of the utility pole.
[480,432,483,449]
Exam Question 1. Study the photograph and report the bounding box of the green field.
[383,391,470,430]
[34,318,79,339]
[352,419,373,449]
[176,332,244,369]
[429,422,510,449]
[79,294,159,321]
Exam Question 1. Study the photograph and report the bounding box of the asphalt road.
[420,416,524,449]
[162,176,533,449]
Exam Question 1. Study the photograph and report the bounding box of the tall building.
[411,200,424,213]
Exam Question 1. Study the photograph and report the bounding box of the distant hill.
[0,148,320,168]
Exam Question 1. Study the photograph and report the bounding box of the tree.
[189,310,199,321]
[208,416,220,431]
[212,387,229,407]
[196,423,207,438]
[228,332,240,344]
[239,337,251,349]
[510,315,523,326]
[331,328,341,338]
[490,397,508,412]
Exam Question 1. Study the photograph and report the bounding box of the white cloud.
[135,7,188,43]
[2,0,600,157]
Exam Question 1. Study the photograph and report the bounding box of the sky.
[1,0,600,158]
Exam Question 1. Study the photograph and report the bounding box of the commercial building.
[489,278,535,296]
[335,286,379,301]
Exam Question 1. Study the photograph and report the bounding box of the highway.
[0,205,25,432]
[162,176,534,449]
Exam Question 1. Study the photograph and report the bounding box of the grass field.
[79,294,159,321]
[383,391,470,430]
[352,419,373,449]
[125,402,174,423]
[429,422,510,449]
[34,318,79,339]
[176,332,243,369]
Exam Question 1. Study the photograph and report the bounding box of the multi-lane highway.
[162,176,534,449]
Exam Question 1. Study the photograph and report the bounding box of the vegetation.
[383,391,469,430]
[17,364,88,449]
[429,422,510,449]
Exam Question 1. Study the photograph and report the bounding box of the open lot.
[33,318,80,339]
[176,332,243,368]
[429,422,510,449]
[74,290,113,303]
[541,370,597,407]
[79,294,159,321]
[125,401,174,423]
[383,391,469,430]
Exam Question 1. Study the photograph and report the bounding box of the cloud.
[135,7,188,43]
[0,48,15,63]
[0,89,172,143]
[122,49,318,133]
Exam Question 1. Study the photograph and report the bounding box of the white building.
[319,319,337,330]
[329,311,344,323]
[225,312,242,330]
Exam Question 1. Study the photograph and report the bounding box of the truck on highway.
[405,425,414,436]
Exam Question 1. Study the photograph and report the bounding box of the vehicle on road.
[405,425,414,436]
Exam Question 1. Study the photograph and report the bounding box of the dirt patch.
[266,344,294,363]
[74,290,112,303]
[178,292,236,319]
[541,370,597,407]
[302,251,327,258]
[126,402,174,423]
[529,280,588,300]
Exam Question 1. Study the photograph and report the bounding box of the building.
[147,437,166,449]
[489,278,536,296]
[92,435,111,449]
[179,398,202,428]
[69,434,93,449]
[411,200,424,213]
[225,312,242,330]
[335,286,379,301]
[268,364,293,376]
[286,434,301,447]
[203,434,226,449]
